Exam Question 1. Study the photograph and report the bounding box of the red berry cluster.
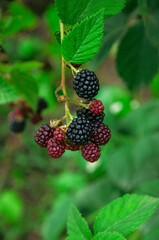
[34,99,111,163]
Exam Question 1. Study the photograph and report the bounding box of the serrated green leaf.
[62,10,104,64]
[11,70,38,109]
[55,0,126,25]
[93,232,126,240]
[0,76,18,104]
[116,23,158,90]
[94,194,159,236]
[55,0,90,25]
[67,204,92,240]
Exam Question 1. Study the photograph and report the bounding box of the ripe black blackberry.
[9,120,26,133]
[66,116,93,146]
[76,108,105,130]
[73,70,99,101]
[37,97,48,114]
[34,124,54,148]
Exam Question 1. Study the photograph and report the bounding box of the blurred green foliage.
[0,0,159,239]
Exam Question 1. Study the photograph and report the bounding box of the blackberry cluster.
[73,70,99,101]
[34,68,111,162]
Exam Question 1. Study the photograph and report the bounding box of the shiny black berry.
[73,70,99,101]
[76,108,105,130]
[66,117,93,146]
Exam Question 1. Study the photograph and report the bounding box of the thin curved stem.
[68,97,90,108]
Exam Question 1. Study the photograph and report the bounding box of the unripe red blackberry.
[73,70,99,101]
[91,123,111,146]
[90,100,104,115]
[34,124,54,148]
[54,128,65,141]
[66,116,93,146]
[82,143,101,162]
[65,143,80,151]
[47,138,65,158]
[76,108,105,130]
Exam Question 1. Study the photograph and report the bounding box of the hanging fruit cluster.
[34,68,111,163]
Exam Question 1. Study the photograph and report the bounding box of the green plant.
[66,194,159,240]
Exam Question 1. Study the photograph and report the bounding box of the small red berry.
[90,100,104,115]
[91,123,111,146]
[47,138,65,158]
[34,124,54,148]
[81,143,101,162]
[66,63,81,69]
[54,128,65,141]
[65,143,80,151]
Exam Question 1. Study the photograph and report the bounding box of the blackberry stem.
[67,62,78,74]
[68,97,89,108]
[60,21,70,124]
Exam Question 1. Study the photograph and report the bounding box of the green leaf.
[107,133,159,191]
[62,10,104,64]
[13,61,43,71]
[67,204,92,240]
[42,197,71,240]
[55,0,126,25]
[94,194,159,236]
[0,76,18,104]
[116,23,158,89]
[45,5,60,36]
[0,2,37,37]
[93,232,126,240]
[55,0,90,25]
[145,10,159,48]
[11,70,39,109]
[90,13,127,68]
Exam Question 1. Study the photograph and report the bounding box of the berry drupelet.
[34,124,54,147]
[82,143,101,162]
[47,138,65,158]
[73,70,99,101]
[76,108,105,130]
[66,116,93,146]
[91,123,111,146]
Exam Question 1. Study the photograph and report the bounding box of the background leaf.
[62,10,104,64]
[67,204,92,240]
[11,70,39,109]
[116,23,158,89]
[93,232,126,240]
[0,76,18,104]
[55,0,126,25]
[94,194,159,236]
